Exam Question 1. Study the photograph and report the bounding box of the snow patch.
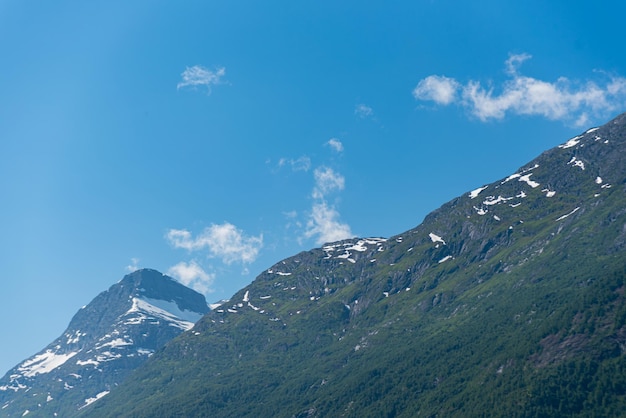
[559,135,582,149]
[76,359,99,367]
[66,330,86,345]
[96,338,132,350]
[126,297,203,331]
[79,391,109,410]
[542,189,556,198]
[483,195,512,206]
[556,207,580,221]
[567,157,585,170]
[502,173,521,183]
[469,185,488,199]
[429,233,446,245]
[18,350,78,377]
[473,206,488,216]
[519,173,540,188]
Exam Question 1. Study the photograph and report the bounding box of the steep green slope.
[86,113,626,417]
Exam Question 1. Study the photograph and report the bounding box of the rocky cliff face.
[0,269,209,417]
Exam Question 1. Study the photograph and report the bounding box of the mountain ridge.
[0,269,209,417]
[65,113,626,415]
[89,113,626,417]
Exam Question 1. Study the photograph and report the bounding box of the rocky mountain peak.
[0,269,209,417]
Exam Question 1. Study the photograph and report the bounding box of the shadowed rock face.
[0,268,209,417]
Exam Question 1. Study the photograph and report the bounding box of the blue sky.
[2,0,626,376]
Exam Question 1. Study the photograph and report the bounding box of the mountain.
[0,269,209,417]
[93,114,626,416]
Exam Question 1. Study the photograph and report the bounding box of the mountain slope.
[0,269,209,417]
[90,113,626,417]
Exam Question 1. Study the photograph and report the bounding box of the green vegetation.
[85,116,626,417]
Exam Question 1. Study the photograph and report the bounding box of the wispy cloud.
[312,166,345,199]
[326,138,344,153]
[278,156,311,172]
[355,103,374,119]
[166,222,263,264]
[177,65,226,94]
[413,53,626,126]
[167,261,215,295]
[305,166,352,245]
[125,257,140,273]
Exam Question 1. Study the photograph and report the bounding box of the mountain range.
[5,112,626,417]
[0,269,209,417]
[88,113,626,417]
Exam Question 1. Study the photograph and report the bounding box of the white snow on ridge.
[519,173,540,188]
[586,127,600,134]
[17,350,78,377]
[559,135,582,149]
[126,297,203,331]
[503,173,521,183]
[469,186,488,199]
[502,164,539,185]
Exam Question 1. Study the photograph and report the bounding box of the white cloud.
[355,103,374,118]
[167,261,215,295]
[177,65,226,93]
[125,258,140,273]
[326,138,344,153]
[413,54,626,125]
[302,166,352,244]
[505,52,532,75]
[413,75,460,105]
[166,222,263,264]
[312,166,345,199]
[278,156,311,172]
[305,201,353,245]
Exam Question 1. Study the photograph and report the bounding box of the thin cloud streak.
[278,156,311,172]
[177,65,226,94]
[413,53,626,126]
[355,103,374,118]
